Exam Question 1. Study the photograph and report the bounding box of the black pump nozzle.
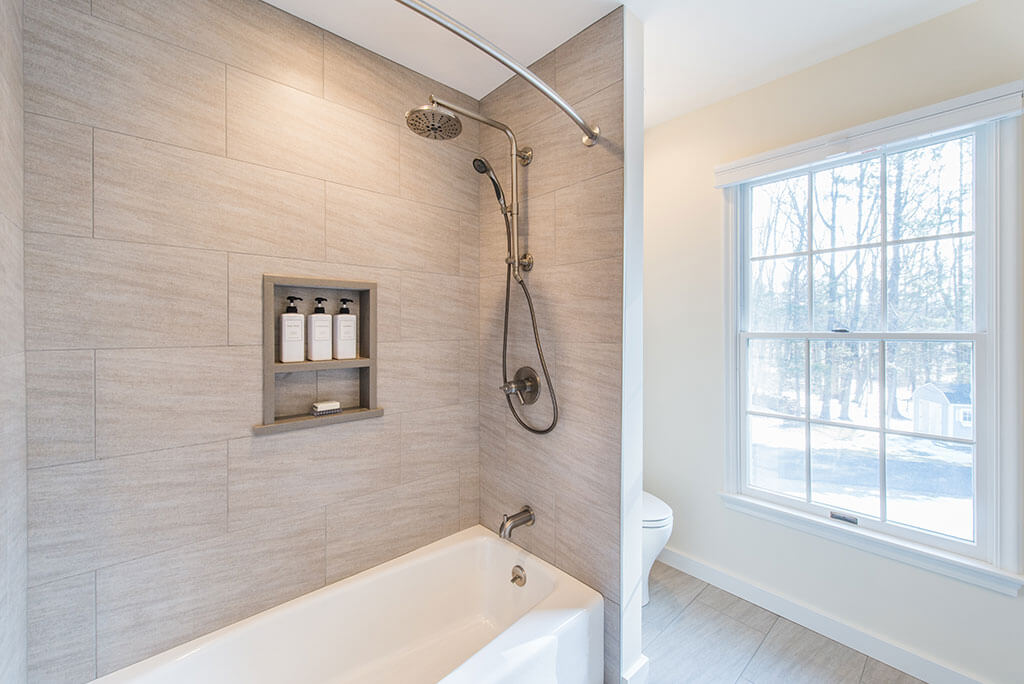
[313,297,328,314]
[285,296,303,313]
[339,297,354,314]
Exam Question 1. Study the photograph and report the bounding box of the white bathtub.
[93,525,604,684]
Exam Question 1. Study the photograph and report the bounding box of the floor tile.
[742,618,867,684]
[643,561,707,644]
[860,658,926,684]
[643,563,921,684]
[696,583,778,634]
[646,601,765,684]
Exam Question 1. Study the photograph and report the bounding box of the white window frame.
[719,84,1024,595]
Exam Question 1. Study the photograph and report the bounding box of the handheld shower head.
[473,157,506,212]
[405,103,462,140]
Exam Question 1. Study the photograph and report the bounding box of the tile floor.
[643,562,925,684]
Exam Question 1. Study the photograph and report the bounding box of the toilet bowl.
[642,491,673,606]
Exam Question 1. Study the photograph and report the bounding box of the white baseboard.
[656,546,978,684]
[620,654,649,684]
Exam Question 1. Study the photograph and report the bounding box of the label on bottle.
[314,319,331,341]
[284,318,302,341]
[339,319,356,340]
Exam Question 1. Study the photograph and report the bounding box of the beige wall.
[0,0,26,680]
[22,0,483,679]
[477,9,625,681]
[644,0,1024,681]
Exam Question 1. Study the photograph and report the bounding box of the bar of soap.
[312,400,342,416]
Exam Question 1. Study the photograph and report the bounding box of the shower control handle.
[499,367,540,406]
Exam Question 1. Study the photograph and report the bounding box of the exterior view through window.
[740,130,979,548]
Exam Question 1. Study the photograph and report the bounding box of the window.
[738,128,991,558]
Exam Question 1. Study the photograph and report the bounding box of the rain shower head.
[405,103,462,140]
[473,157,506,212]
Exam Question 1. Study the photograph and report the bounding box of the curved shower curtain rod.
[393,0,601,146]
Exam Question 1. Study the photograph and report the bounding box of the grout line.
[27,110,483,221]
[28,435,250,474]
[736,620,774,683]
[54,1,327,105]
[857,654,870,682]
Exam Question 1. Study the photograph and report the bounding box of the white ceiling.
[266,0,976,128]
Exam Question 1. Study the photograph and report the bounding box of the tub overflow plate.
[511,564,526,587]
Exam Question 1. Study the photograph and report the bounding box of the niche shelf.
[254,274,381,435]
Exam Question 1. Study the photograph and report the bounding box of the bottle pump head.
[313,297,328,314]
[285,296,303,313]
[339,298,353,314]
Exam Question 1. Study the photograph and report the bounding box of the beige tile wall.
[0,0,26,680]
[22,2,627,681]
[476,9,625,682]
[22,0,481,678]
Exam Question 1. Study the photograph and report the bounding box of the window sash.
[734,126,993,561]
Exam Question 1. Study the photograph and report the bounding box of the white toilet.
[642,491,674,606]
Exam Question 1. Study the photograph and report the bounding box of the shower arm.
[393,0,600,147]
[431,96,526,283]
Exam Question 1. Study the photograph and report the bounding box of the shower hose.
[500,212,558,434]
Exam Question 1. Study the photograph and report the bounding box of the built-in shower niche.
[254,274,381,435]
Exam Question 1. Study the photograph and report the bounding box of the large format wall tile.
[459,213,480,278]
[460,462,480,529]
[94,346,261,458]
[516,80,624,200]
[479,51,558,135]
[399,128,478,214]
[92,0,324,97]
[27,573,96,683]
[0,213,24,358]
[553,342,623,429]
[227,414,401,530]
[96,511,325,676]
[24,233,228,350]
[536,256,623,345]
[24,114,92,237]
[479,460,557,563]
[26,350,94,469]
[22,0,488,676]
[24,0,225,154]
[28,442,228,586]
[400,403,478,483]
[226,68,399,194]
[325,183,465,275]
[401,271,478,341]
[323,33,479,151]
[94,131,326,258]
[554,169,623,265]
[377,340,460,415]
[226,253,401,345]
[325,472,460,582]
[476,10,624,680]
[554,8,623,106]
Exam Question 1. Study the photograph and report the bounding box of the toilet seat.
[643,491,672,528]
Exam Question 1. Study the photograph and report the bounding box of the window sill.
[720,493,1024,596]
